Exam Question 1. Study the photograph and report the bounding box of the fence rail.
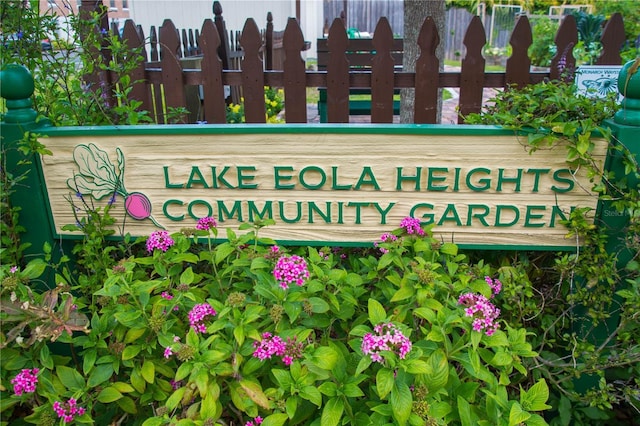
[97,3,626,125]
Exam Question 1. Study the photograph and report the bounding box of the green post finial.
[614,58,640,127]
[0,64,37,124]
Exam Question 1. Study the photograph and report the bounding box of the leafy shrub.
[1,213,552,425]
[465,75,640,424]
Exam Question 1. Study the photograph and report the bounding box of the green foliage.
[1,216,552,425]
[465,77,640,424]
[226,87,285,124]
[0,2,154,126]
[529,17,559,68]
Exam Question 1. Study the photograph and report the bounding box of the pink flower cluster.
[252,332,302,366]
[458,292,500,336]
[146,230,175,253]
[361,323,413,363]
[11,368,39,396]
[188,303,217,333]
[400,216,425,236]
[246,416,263,426]
[196,216,217,231]
[273,255,309,290]
[485,276,502,296]
[53,398,86,423]
[373,232,398,254]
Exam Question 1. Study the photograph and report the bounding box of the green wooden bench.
[316,37,403,122]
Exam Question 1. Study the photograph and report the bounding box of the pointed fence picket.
[104,8,626,125]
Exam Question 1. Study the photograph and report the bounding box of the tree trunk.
[401,0,445,123]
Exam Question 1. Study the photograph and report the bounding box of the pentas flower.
[196,216,217,231]
[273,255,309,290]
[164,347,173,358]
[188,303,216,333]
[400,216,425,236]
[373,232,398,254]
[252,332,285,360]
[10,265,18,274]
[458,292,500,336]
[53,398,86,423]
[361,323,413,363]
[246,416,264,426]
[11,368,39,396]
[485,276,502,297]
[146,230,175,253]
[161,291,173,300]
[252,333,303,365]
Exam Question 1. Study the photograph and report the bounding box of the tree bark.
[401,0,445,123]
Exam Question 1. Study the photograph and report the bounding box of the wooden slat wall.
[106,9,626,125]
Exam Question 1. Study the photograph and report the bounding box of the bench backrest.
[316,38,403,70]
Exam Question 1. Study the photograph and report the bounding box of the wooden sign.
[39,125,607,249]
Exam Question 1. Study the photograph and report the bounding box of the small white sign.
[575,65,623,100]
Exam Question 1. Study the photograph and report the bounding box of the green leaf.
[321,397,344,426]
[300,385,323,407]
[368,298,387,324]
[56,365,85,391]
[355,356,372,376]
[40,345,54,370]
[376,368,394,399]
[234,326,245,346]
[403,359,430,375]
[390,381,412,426]
[200,393,218,420]
[22,259,47,279]
[87,364,114,388]
[526,414,549,426]
[391,286,414,302]
[272,369,293,389]
[262,413,289,426]
[175,363,192,382]
[521,379,552,412]
[122,345,141,361]
[318,381,338,397]
[116,396,137,414]
[141,360,155,384]
[558,395,571,426]
[286,395,298,418]
[430,401,452,418]
[82,352,98,376]
[142,419,165,426]
[307,297,330,313]
[166,387,186,411]
[97,386,123,403]
[130,368,146,393]
[491,351,512,367]
[458,396,473,426]
[440,242,458,255]
[193,368,209,395]
[180,267,195,286]
[311,346,339,370]
[425,350,448,392]
[343,383,364,398]
[124,327,147,344]
[509,402,531,426]
[111,382,135,393]
[215,242,235,264]
[239,379,271,409]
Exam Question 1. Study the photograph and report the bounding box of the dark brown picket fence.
[93,3,626,125]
